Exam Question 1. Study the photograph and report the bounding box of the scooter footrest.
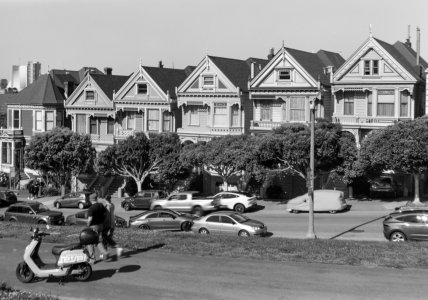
[52,243,82,256]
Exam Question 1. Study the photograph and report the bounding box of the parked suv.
[383,210,428,242]
[369,176,402,198]
[3,201,64,225]
[121,190,168,211]
[211,191,258,213]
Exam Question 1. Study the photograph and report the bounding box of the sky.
[1,0,428,81]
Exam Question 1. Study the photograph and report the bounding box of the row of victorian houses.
[0,33,427,198]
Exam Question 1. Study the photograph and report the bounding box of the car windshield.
[33,204,50,213]
[229,213,249,223]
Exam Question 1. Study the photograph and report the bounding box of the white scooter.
[16,226,98,283]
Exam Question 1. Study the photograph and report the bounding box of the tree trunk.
[348,185,354,199]
[413,173,421,204]
[61,184,66,197]
[223,180,229,191]
[136,180,143,192]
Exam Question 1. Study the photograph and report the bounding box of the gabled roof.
[0,93,18,114]
[6,74,64,106]
[285,47,344,85]
[50,67,103,91]
[143,66,194,99]
[208,56,254,92]
[90,74,130,99]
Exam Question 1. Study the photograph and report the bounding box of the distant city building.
[10,61,41,91]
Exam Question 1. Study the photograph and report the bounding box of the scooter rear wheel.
[16,261,34,283]
[73,262,92,281]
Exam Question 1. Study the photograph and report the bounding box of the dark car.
[65,209,127,228]
[3,201,64,225]
[370,177,402,198]
[53,191,96,209]
[121,190,168,211]
[383,211,428,242]
[0,190,18,206]
[128,209,195,231]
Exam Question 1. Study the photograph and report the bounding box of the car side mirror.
[29,211,34,214]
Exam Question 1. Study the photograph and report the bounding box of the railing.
[0,128,24,137]
[116,129,136,137]
[210,127,243,134]
[90,134,114,143]
[250,121,286,130]
[333,116,412,126]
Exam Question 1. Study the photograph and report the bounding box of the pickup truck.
[150,191,216,216]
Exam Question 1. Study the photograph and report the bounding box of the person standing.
[87,197,110,261]
[101,195,123,259]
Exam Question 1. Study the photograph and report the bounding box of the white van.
[287,190,349,214]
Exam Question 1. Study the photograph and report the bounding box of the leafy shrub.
[43,186,59,196]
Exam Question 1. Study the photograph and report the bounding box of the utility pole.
[306,98,317,239]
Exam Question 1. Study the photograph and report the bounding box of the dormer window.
[85,90,95,100]
[137,83,148,95]
[278,69,291,81]
[203,75,214,89]
[364,60,379,75]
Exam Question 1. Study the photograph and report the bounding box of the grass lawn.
[2,222,428,270]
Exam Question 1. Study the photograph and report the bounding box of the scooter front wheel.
[16,261,34,283]
[73,262,92,281]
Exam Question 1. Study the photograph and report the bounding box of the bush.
[43,186,60,196]
[266,185,287,199]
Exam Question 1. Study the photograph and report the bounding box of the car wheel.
[153,206,162,210]
[139,224,150,230]
[123,203,131,211]
[199,228,209,235]
[38,220,47,225]
[181,221,192,232]
[234,203,245,213]
[55,202,61,209]
[192,206,203,217]
[390,231,407,242]
[78,203,85,210]
[238,230,250,237]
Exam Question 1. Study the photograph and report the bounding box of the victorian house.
[176,55,267,144]
[332,33,427,147]
[249,46,344,134]
[112,62,194,142]
[64,68,130,152]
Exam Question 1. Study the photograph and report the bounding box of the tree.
[359,117,428,203]
[24,127,96,196]
[180,135,257,191]
[96,132,182,192]
[257,121,343,181]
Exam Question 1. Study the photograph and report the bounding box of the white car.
[287,189,349,214]
[210,191,257,213]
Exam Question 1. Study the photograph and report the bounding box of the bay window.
[148,109,159,131]
[289,97,305,121]
[344,92,355,115]
[189,106,200,126]
[260,102,272,121]
[400,90,409,117]
[377,90,395,116]
[214,103,227,126]
[35,111,42,131]
[45,111,54,130]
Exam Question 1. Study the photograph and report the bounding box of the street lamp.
[306,97,317,239]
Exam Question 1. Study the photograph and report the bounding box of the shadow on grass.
[120,243,166,259]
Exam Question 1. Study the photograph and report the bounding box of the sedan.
[191,211,267,237]
[53,191,96,209]
[121,190,168,211]
[128,209,195,231]
[65,209,127,228]
[383,211,428,242]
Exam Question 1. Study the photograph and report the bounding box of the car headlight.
[251,226,261,231]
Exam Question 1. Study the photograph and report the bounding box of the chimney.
[159,61,163,68]
[104,67,113,75]
[250,61,255,78]
[416,27,421,65]
[405,25,412,48]
[267,48,275,60]
[63,81,75,98]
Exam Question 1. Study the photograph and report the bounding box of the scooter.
[16,226,98,283]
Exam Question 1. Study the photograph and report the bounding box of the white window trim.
[136,82,149,96]
[85,89,95,102]
[202,75,215,90]
[45,111,55,131]
[277,69,292,81]
[35,110,43,131]
[188,107,200,126]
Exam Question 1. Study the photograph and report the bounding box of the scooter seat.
[52,243,82,256]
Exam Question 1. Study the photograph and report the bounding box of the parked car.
[210,191,257,213]
[383,211,428,242]
[191,211,267,237]
[369,176,402,198]
[0,190,18,206]
[121,190,168,211]
[65,209,127,228]
[53,191,96,209]
[287,190,349,214]
[394,203,428,213]
[128,209,195,231]
[3,201,64,225]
